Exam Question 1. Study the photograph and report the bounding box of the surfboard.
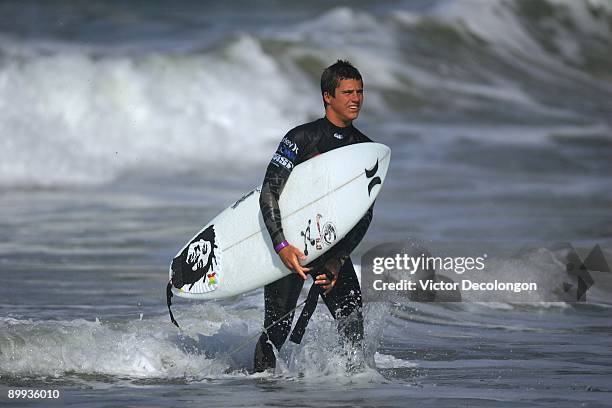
[169,142,391,300]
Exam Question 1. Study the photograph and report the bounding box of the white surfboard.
[169,142,391,300]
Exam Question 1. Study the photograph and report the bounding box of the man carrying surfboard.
[254,60,374,372]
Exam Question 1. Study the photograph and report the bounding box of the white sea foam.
[0,0,610,188]
[428,0,612,63]
[0,35,319,187]
[374,352,417,369]
[0,316,233,378]
[394,0,612,89]
[0,300,388,380]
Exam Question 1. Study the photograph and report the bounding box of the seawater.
[1,0,611,407]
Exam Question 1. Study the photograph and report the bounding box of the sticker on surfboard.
[299,214,337,256]
[170,224,222,293]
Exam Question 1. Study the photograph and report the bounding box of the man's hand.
[315,258,342,295]
[278,244,311,279]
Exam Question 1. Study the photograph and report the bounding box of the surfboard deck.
[169,142,391,300]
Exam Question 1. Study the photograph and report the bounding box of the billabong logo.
[333,132,344,140]
[365,159,382,196]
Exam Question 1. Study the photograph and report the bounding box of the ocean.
[1,0,611,406]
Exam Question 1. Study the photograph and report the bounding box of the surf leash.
[167,270,333,354]
[225,297,310,357]
[226,270,332,357]
[166,280,180,328]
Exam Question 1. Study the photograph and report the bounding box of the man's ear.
[323,91,333,105]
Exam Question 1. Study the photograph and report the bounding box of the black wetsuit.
[254,116,374,372]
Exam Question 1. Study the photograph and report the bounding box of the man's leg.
[321,257,364,344]
[253,273,304,372]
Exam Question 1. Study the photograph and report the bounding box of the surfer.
[254,60,374,372]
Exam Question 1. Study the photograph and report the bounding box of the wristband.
[274,240,289,253]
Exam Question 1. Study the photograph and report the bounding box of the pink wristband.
[274,240,289,253]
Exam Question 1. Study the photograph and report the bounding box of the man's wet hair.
[321,59,362,106]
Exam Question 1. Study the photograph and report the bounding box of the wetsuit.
[254,116,374,372]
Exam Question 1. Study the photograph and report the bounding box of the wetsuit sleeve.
[259,131,305,248]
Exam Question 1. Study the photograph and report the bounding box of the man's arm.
[260,133,311,279]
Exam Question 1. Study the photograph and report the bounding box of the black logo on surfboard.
[171,225,218,290]
[300,214,337,256]
[366,159,382,196]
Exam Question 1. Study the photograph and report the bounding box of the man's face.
[324,78,363,127]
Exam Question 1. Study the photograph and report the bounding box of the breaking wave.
[0,0,610,187]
